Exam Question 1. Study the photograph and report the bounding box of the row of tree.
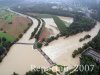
[79,34,91,42]
[72,30,100,58]
[30,18,41,39]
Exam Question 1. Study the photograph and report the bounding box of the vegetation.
[35,19,45,40]
[63,21,71,27]
[0,9,15,24]
[0,10,33,62]
[52,15,67,36]
[66,16,96,37]
[79,34,91,42]
[0,32,15,42]
[37,42,43,49]
[70,55,100,75]
[0,32,15,62]
[30,18,41,39]
[44,34,59,46]
[12,72,19,75]
[25,68,47,75]
[72,30,100,58]
[89,2,100,22]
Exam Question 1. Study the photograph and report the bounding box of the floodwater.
[42,22,100,69]
[0,12,50,75]
[0,10,100,75]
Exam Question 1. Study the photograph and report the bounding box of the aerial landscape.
[0,0,100,75]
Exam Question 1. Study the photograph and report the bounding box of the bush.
[44,42,49,46]
[0,57,2,62]
[79,34,91,42]
[0,28,3,31]
[18,34,23,38]
[37,42,42,48]
[72,50,79,58]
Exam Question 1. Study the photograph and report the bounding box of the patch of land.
[58,16,73,27]
[0,11,50,75]
[0,9,32,38]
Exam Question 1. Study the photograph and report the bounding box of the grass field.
[0,9,15,24]
[63,20,71,27]
[0,32,15,42]
[0,32,15,47]
[52,15,67,35]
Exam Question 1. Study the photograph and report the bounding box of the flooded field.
[0,10,100,75]
[42,22,100,69]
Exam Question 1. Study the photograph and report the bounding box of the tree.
[2,37,6,42]
[25,68,47,75]
[12,72,18,75]
[37,42,42,48]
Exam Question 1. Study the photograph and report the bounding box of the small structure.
[82,47,100,63]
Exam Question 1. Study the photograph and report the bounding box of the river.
[0,9,100,75]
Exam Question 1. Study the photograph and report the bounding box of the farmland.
[0,9,32,38]
[0,9,15,24]
[0,9,32,63]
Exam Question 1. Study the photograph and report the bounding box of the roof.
[82,47,100,63]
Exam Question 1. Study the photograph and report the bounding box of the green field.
[52,15,68,35]
[0,32,15,42]
[0,9,15,24]
[63,20,71,27]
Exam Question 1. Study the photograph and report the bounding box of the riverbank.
[42,22,100,69]
[0,10,50,75]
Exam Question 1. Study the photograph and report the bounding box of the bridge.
[14,42,55,66]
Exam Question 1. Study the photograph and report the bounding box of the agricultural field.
[0,9,15,24]
[0,9,32,38]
